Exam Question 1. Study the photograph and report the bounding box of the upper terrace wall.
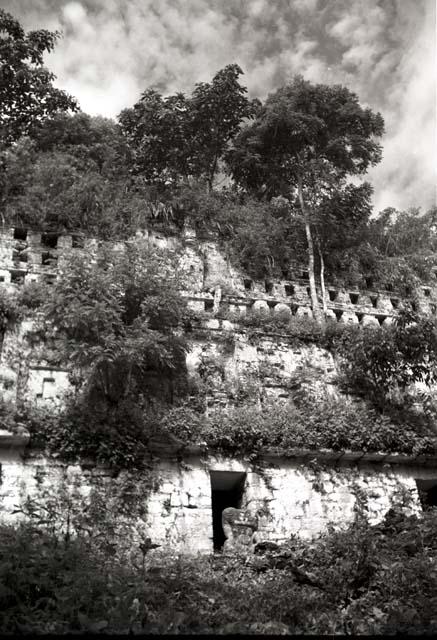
[1,225,436,329]
[2,223,437,407]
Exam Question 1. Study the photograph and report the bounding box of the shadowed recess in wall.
[210,470,246,550]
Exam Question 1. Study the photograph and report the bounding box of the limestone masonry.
[1,224,437,554]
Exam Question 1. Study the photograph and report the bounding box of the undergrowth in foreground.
[0,509,436,635]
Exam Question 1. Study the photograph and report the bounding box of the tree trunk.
[297,175,323,323]
[317,241,328,316]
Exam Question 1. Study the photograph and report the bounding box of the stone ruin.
[0,224,437,554]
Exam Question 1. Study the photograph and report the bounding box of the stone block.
[273,303,292,319]
[295,306,313,318]
[361,314,379,328]
[338,311,359,324]
[252,299,269,313]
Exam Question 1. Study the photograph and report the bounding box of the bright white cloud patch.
[3,0,435,213]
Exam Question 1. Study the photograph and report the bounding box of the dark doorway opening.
[210,471,246,551]
[416,479,437,509]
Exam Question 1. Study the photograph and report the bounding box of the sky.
[3,0,436,214]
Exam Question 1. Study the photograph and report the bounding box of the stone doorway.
[416,479,437,509]
[210,471,246,550]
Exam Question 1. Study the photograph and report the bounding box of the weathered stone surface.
[222,507,258,551]
[0,450,429,554]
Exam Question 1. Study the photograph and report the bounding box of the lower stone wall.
[0,449,433,554]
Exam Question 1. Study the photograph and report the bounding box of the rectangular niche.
[243,279,252,291]
[72,235,85,249]
[265,281,274,294]
[204,299,214,311]
[10,269,25,284]
[13,228,27,241]
[42,251,57,266]
[210,471,246,551]
[41,233,58,249]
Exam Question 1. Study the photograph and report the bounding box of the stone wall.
[1,225,436,326]
[0,446,434,554]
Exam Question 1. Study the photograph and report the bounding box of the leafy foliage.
[40,240,188,403]
[0,9,78,146]
[226,75,384,320]
[0,509,436,634]
[158,395,437,458]
[119,64,258,189]
[334,309,437,409]
[0,288,21,332]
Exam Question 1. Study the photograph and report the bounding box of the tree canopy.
[0,9,78,146]
[119,64,258,189]
[226,75,385,320]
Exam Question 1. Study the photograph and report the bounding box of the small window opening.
[365,277,373,289]
[411,301,417,312]
[306,287,311,297]
[243,278,252,291]
[349,293,359,304]
[265,281,273,294]
[328,290,337,302]
[0,276,4,283]
[210,471,246,551]
[390,298,399,309]
[356,313,364,323]
[10,270,25,284]
[42,252,56,266]
[13,228,27,241]
[267,300,276,309]
[370,295,378,308]
[204,299,214,312]
[72,235,85,249]
[301,270,309,280]
[423,288,431,298]
[284,284,295,296]
[376,315,386,326]
[43,274,56,285]
[12,249,27,263]
[334,310,343,322]
[385,283,393,292]
[41,233,58,249]
[416,479,437,510]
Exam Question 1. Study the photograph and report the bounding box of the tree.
[41,239,188,409]
[335,309,437,411]
[0,9,78,146]
[312,181,373,305]
[119,64,258,190]
[226,76,384,322]
[0,114,147,235]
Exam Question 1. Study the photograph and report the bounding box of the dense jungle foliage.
[0,507,436,635]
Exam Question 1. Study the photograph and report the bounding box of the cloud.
[2,0,435,213]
